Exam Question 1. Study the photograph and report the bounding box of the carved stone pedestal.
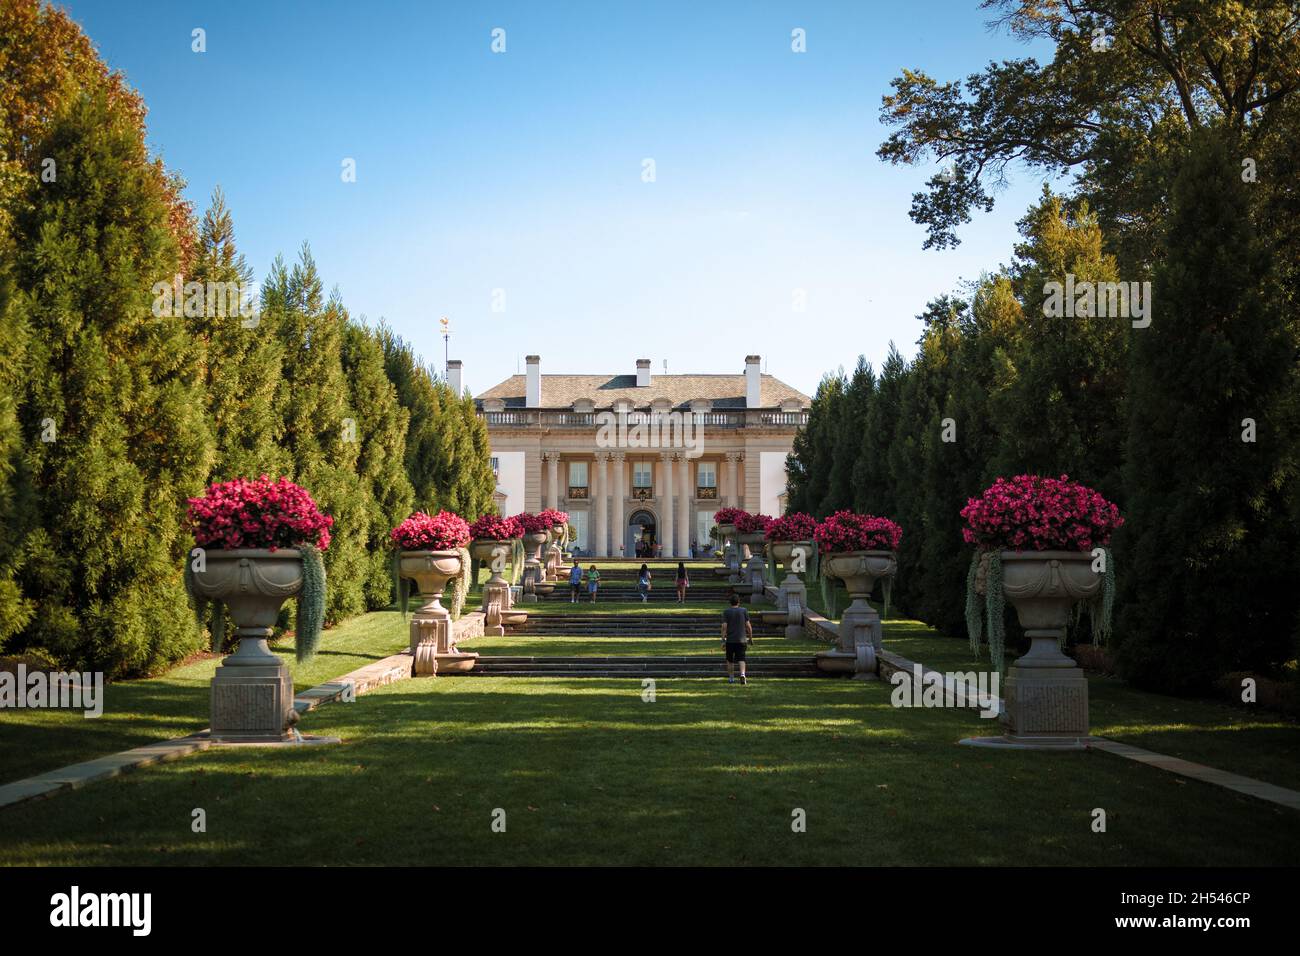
[960,551,1099,750]
[211,629,297,742]
[400,550,478,677]
[815,551,896,680]
[816,599,882,680]
[781,579,807,641]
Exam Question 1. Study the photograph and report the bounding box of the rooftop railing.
[478,409,808,428]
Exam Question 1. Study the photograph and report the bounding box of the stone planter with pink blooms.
[959,474,1122,750]
[185,476,334,744]
[764,512,818,632]
[812,512,902,679]
[469,513,527,634]
[392,511,476,676]
[733,512,773,604]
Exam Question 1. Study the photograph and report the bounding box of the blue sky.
[64,0,1056,396]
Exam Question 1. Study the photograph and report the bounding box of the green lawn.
[1,673,1295,866]
[4,585,1296,867]
[879,619,1300,792]
[0,611,409,786]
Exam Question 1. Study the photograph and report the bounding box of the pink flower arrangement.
[714,507,748,527]
[961,474,1123,552]
[512,512,553,535]
[187,475,333,551]
[814,511,902,553]
[390,510,471,551]
[469,513,522,540]
[765,512,818,542]
[734,512,774,535]
[538,508,570,528]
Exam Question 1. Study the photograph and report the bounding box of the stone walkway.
[0,651,413,811]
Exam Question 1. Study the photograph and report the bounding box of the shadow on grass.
[1,676,1296,867]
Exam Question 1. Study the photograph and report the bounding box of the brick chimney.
[447,360,462,395]
[636,358,651,387]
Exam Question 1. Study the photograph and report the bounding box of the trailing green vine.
[296,544,326,663]
[965,552,983,655]
[983,552,1006,672]
[183,552,226,652]
[1085,547,1116,645]
[450,545,471,620]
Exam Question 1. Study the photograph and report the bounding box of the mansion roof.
[476,373,811,410]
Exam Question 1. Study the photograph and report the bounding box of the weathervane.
[439,316,451,379]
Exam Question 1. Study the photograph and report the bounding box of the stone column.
[738,452,748,512]
[659,452,675,558]
[546,453,560,511]
[722,453,736,508]
[611,452,625,559]
[594,453,609,557]
[677,456,692,557]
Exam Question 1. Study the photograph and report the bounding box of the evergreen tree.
[190,187,286,481]
[378,323,494,518]
[341,321,413,608]
[825,357,874,514]
[13,89,212,674]
[265,247,369,622]
[1117,129,1298,692]
[853,344,906,518]
[993,192,1128,499]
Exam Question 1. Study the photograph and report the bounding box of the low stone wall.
[454,611,485,643]
[801,608,838,645]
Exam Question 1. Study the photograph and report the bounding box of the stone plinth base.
[958,734,1089,751]
[1000,639,1090,739]
[210,660,296,744]
[434,652,479,674]
[815,647,878,680]
[205,731,341,748]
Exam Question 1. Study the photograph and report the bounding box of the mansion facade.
[466,355,811,558]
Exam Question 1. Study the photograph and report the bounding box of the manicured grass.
[1,673,1295,866]
[0,611,409,786]
[879,619,1300,791]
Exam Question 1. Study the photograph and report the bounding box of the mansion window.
[631,460,653,500]
[568,461,588,499]
[696,461,717,499]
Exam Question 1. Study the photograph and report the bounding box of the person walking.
[637,563,652,603]
[675,561,689,603]
[721,594,753,684]
[568,562,583,603]
[586,564,601,603]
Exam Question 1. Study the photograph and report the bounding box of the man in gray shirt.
[721,594,754,684]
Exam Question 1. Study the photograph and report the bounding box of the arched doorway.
[627,510,656,559]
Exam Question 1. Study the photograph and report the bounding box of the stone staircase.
[546,563,737,603]
[465,655,824,678]
[509,611,775,638]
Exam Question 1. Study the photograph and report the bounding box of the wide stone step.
[461,658,825,678]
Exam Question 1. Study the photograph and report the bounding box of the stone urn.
[768,539,812,635]
[816,550,897,679]
[190,548,303,743]
[545,525,566,581]
[521,530,549,600]
[715,523,739,577]
[472,537,524,634]
[737,532,768,605]
[963,550,1100,749]
[399,550,478,676]
[470,538,511,588]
